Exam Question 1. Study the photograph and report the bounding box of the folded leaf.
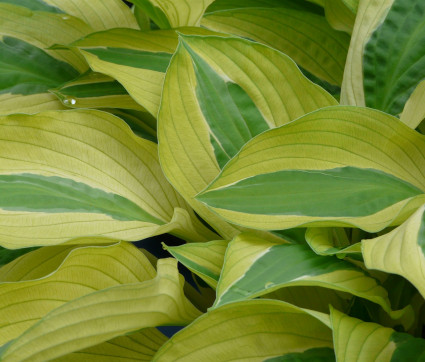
[306,227,361,256]
[51,72,145,111]
[214,233,395,317]
[340,0,394,106]
[202,2,350,85]
[165,240,228,288]
[363,0,425,117]
[0,242,156,346]
[158,34,336,238]
[330,307,425,362]
[400,79,425,129]
[362,205,425,299]
[0,258,201,361]
[153,300,333,361]
[197,106,425,232]
[323,0,357,34]
[0,110,214,247]
[57,329,168,361]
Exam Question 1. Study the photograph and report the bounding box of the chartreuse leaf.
[0,241,156,346]
[0,0,63,13]
[57,329,168,361]
[362,205,425,299]
[165,240,228,288]
[330,307,425,362]
[110,109,157,143]
[306,227,361,256]
[0,110,216,248]
[51,72,145,111]
[0,258,201,361]
[72,27,223,116]
[364,0,425,117]
[401,79,425,129]
[40,0,138,31]
[130,0,214,28]
[264,348,335,362]
[202,2,350,85]
[153,299,333,361]
[213,233,398,318]
[158,35,336,239]
[197,106,425,232]
[323,0,357,34]
[0,4,91,114]
[340,0,394,106]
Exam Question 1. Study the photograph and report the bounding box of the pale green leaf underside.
[153,300,332,361]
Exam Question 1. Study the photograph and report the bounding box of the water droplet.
[63,97,77,105]
[265,282,274,288]
[61,15,70,20]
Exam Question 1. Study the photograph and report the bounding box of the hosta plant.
[1,0,425,360]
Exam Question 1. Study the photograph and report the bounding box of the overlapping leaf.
[51,72,145,111]
[213,233,397,317]
[11,0,139,31]
[0,242,155,346]
[340,0,394,106]
[0,4,91,114]
[153,300,333,361]
[401,79,425,129]
[72,27,224,116]
[165,240,228,288]
[197,106,425,232]
[158,34,336,238]
[202,0,350,85]
[130,0,214,28]
[331,307,425,362]
[362,205,425,299]
[306,227,361,256]
[0,258,201,361]
[0,110,215,248]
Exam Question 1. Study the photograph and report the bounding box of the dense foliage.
[0,0,425,360]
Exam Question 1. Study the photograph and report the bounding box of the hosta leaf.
[0,110,215,248]
[0,258,201,361]
[51,72,145,111]
[57,329,168,361]
[0,4,91,114]
[323,0,357,34]
[202,2,350,85]
[0,241,156,346]
[362,205,425,299]
[72,27,222,116]
[306,227,361,256]
[153,300,333,361]
[363,0,425,117]
[197,106,425,232]
[131,0,214,28]
[213,233,396,317]
[0,0,63,13]
[158,34,336,238]
[340,0,394,106]
[165,240,228,288]
[265,348,335,362]
[400,79,425,129]
[110,109,157,143]
[330,307,425,362]
[41,0,138,31]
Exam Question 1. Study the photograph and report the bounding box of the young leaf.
[197,106,425,232]
[153,300,333,361]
